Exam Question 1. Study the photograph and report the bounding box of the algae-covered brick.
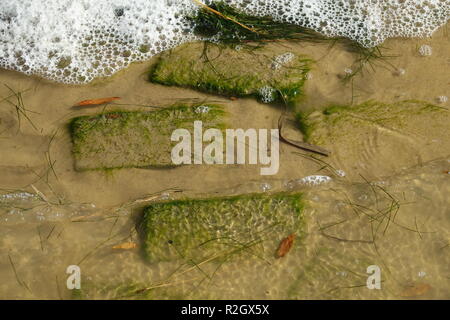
[70,104,226,170]
[298,100,449,146]
[297,100,450,176]
[150,42,312,105]
[142,193,305,263]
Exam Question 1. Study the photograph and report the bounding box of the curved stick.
[278,115,331,157]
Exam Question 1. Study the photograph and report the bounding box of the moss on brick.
[297,100,449,146]
[69,104,226,171]
[142,192,305,264]
[150,42,312,106]
[296,100,450,176]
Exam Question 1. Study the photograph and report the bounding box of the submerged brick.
[69,104,226,170]
[142,193,305,263]
[150,42,312,105]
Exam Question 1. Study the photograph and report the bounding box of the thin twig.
[192,0,258,34]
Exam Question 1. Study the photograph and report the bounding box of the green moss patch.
[189,2,330,43]
[142,193,305,263]
[70,104,226,170]
[297,100,450,174]
[298,100,448,145]
[150,42,312,106]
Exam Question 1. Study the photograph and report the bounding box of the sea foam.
[0,0,448,84]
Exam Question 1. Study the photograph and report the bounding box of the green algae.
[70,288,84,300]
[69,103,226,171]
[142,193,305,264]
[297,100,450,147]
[188,1,389,80]
[150,42,312,106]
[70,279,206,300]
[189,2,328,43]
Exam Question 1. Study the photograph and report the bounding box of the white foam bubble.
[0,0,448,84]
[0,0,198,83]
[194,105,211,113]
[271,52,295,70]
[227,0,449,47]
[258,85,276,103]
[418,44,433,56]
[286,175,333,188]
[299,175,332,186]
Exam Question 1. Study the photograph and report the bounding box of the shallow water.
[0,17,449,299]
[0,158,448,299]
[1,0,448,83]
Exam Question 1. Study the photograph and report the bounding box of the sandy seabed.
[0,24,448,299]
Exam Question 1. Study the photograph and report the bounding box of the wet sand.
[0,24,448,299]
